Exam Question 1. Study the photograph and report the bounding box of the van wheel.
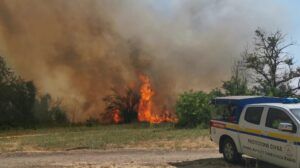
[222,138,241,163]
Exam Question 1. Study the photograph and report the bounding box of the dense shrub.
[33,94,68,126]
[175,91,215,128]
[0,56,37,128]
[0,56,68,129]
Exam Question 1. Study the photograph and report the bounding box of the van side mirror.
[278,123,294,132]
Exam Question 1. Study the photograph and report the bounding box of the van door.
[261,107,298,168]
[239,106,266,160]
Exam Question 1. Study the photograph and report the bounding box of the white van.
[210,96,300,168]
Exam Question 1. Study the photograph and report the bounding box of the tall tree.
[222,60,250,96]
[243,29,300,97]
[0,56,37,127]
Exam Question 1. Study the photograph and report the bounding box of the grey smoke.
[0,0,289,122]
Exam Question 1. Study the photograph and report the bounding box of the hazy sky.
[282,0,300,64]
[152,0,300,64]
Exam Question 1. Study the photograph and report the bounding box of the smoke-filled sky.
[0,0,299,121]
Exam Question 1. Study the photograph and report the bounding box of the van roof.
[214,96,263,100]
[248,103,300,109]
[212,96,300,123]
[213,96,299,105]
[213,96,285,106]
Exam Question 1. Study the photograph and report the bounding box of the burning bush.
[103,87,140,124]
[138,74,177,123]
[104,74,177,124]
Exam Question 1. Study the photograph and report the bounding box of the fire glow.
[137,75,154,122]
[112,74,177,124]
[113,109,122,124]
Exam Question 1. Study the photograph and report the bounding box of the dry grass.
[0,123,215,152]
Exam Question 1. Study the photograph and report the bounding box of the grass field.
[0,123,214,152]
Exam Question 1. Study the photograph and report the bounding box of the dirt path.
[0,148,278,168]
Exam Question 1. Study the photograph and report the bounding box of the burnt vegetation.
[103,87,140,123]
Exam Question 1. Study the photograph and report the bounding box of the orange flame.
[138,74,177,124]
[113,109,122,124]
[138,75,154,122]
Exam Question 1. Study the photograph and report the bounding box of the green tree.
[0,56,68,128]
[12,81,37,127]
[222,60,251,96]
[209,88,224,97]
[243,29,300,97]
[175,91,214,128]
[0,56,37,128]
[33,94,68,125]
[33,94,51,123]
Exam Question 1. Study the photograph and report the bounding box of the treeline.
[1,29,299,129]
[0,56,68,129]
[175,29,300,128]
[102,29,300,128]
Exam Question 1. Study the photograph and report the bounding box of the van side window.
[244,107,264,125]
[266,108,296,131]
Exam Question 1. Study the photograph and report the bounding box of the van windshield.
[291,109,300,121]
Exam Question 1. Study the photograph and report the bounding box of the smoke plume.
[0,0,288,122]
